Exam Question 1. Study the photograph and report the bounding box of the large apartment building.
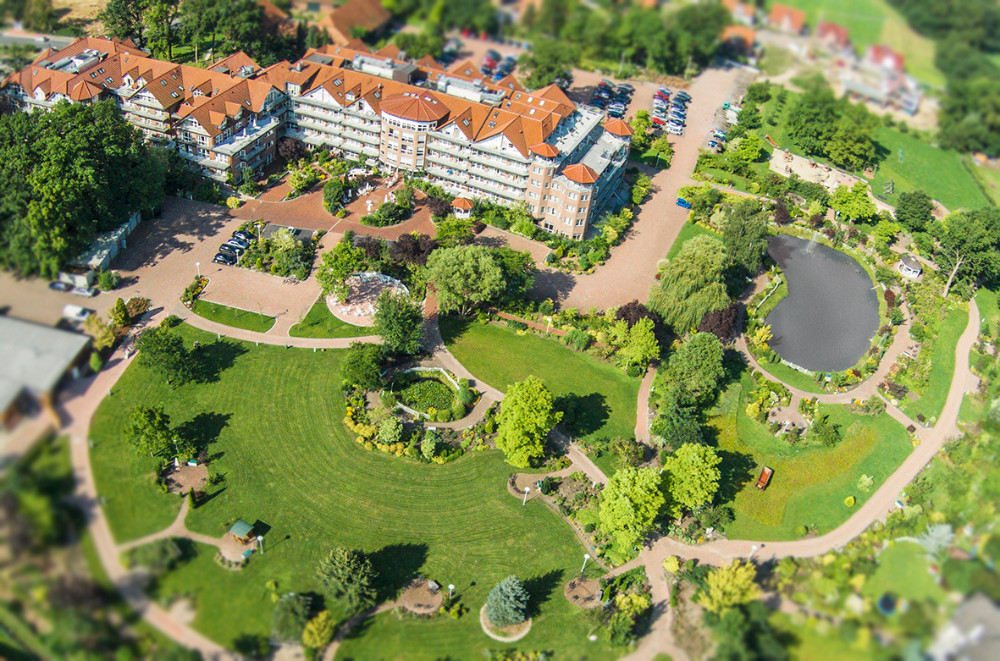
[2,38,631,239]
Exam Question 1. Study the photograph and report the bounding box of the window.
[533,166,543,174]
[564,218,572,226]
[576,218,585,226]
[581,194,589,201]
[528,191,539,199]
[170,92,179,98]
[579,207,587,214]
[531,179,541,187]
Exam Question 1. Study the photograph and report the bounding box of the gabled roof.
[816,21,850,48]
[603,118,633,137]
[380,91,449,123]
[563,163,598,185]
[320,0,391,41]
[228,519,254,538]
[529,143,560,157]
[769,4,806,32]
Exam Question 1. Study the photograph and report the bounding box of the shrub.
[89,352,104,373]
[96,270,120,291]
[457,386,474,406]
[563,328,591,352]
[379,417,403,445]
[485,576,529,628]
[129,537,184,573]
[110,297,131,328]
[396,375,454,412]
[226,196,241,209]
[451,401,466,421]
[583,523,595,533]
[505,318,528,331]
[421,430,440,459]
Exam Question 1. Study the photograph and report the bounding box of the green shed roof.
[229,519,253,538]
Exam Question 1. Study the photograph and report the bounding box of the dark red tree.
[615,300,661,328]
[426,196,452,219]
[884,289,896,308]
[697,303,742,342]
[389,233,437,266]
[772,199,792,225]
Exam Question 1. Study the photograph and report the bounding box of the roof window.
[170,91,179,98]
[488,121,496,128]
[462,118,470,127]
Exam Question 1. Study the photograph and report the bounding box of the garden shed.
[228,519,255,544]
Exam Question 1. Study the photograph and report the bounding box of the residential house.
[722,0,757,26]
[815,21,851,54]
[842,44,921,114]
[768,4,807,35]
[721,25,758,59]
[314,0,392,46]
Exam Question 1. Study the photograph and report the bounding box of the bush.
[564,328,592,352]
[396,375,455,413]
[89,352,104,373]
[505,318,528,331]
[96,270,120,291]
[226,196,241,209]
[485,576,529,628]
[451,401,467,420]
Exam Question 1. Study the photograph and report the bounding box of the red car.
[651,116,666,125]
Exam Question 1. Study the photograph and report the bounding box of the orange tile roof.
[452,197,474,210]
[722,25,756,50]
[603,118,633,137]
[769,4,806,32]
[319,0,391,43]
[529,143,560,157]
[379,91,450,122]
[563,163,598,185]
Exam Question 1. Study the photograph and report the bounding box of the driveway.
[532,64,749,310]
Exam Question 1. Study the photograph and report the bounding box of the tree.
[619,317,659,372]
[662,443,722,517]
[711,601,789,661]
[493,247,538,307]
[697,304,741,343]
[650,388,702,447]
[315,547,377,614]
[485,576,530,628]
[145,0,181,59]
[323,177,346,212]
[648,235,730,332]
[616,300,659,329]
[895,190,934,231]
[630,111,653,151]
[697,561,762,614]
[124,405,173,458]
[379,417,403,445]
[99,0,150,47]
[272,593,311,642]
[180,0,221,63]
[807,414,841,447]
[425,245,504,316]
[136,324,196,386]
[732,133,765,166]
[830,182,876,223]
[935,208,1000,297]
[721,198,769,275]
[663,332,725,407]
[373,291,423,355]
[648,136,674,167]
[316,235,366,300]
[518,37,578,89]
[786,84,840,156]
[389,233,436,266]
[341,342,385,390]
[421,430,440,459]
[434,216,475,246]
[83,314,116,351]
[495,376,562,468]
[302,610,335,649]
[599,467,665,549]
[128,537,183,572]
[110,297,131,328]
[826,121,877,171]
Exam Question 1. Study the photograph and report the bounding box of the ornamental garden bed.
[386,368,478,423]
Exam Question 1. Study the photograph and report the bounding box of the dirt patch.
[397,579,444,615]
[168,598,195,625]
[565,577,602,609]
[479,605,532,642]
[54,0,106,29]
[163,463,208,495]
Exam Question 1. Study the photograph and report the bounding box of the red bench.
[756,466,773,490]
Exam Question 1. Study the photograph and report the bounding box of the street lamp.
[580,553,590,573]
[448,584,455,600]
[748,544,758,560]
[257,535,264,555]
[195,261,200,278]
[522,486,530,506]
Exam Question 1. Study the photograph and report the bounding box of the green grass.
[869,127,990,212]
[903,306,968,423]
[440,318,640,446]
[968,161,1000,208]
[861,540,947,602]
[191,299,276,333]
[750,359,828,395]
[287,297,374,338]
[770,612,890,661]
[960,288,999,424]
[665,222,718,261]
[89,324,619,657]
[710,371,912,540]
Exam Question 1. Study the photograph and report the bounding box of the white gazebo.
[897,255,922,279]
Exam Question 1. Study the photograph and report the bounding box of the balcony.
[213,115,281,157]
[296,117,338,134]
[427,140,469,158]
[295,104,340,123]
[341,114,375,132]
[469,152,529,176]
[122,102,168,122]
[344,129,379,146]
[295,95,344,113]
[178,149,228,169]
[468,177,521,202]
[426,152,466,171]
[427,165,468,182]
[467,164,527,189]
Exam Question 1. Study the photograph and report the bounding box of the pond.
[764,234,879,373]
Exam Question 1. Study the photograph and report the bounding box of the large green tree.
[425,245,504,316]
[145,0,181,59]
[662,332,725,407]
[518,37,578,89]
[662,443,722,518]
[936,207,1000,297]
[598,466,665,549]
[648,235,730,332]
[316,235,365,300]
[99,0,150,47]
[135,324,197,386]
[123,405,173,458]
[895,190,934,231]
[495,376,562,468]
[721,199,769,275]
[484,576,530,628]
[315,547,377,614]
[373,291,423,355]
[619,317,659,372]
[830,182,876,224]
[341,342,385,391]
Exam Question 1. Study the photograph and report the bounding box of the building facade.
[3,38,630,238]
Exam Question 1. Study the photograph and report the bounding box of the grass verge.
[191,299,276,333]
[288,297,374,339]
[903,306,968,423]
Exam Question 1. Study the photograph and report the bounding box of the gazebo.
[452,197,474,219]
[228,519,255,544]
[897,255,922,279]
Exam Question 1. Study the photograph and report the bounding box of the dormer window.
[105,77,114,84]
[462,118,470,127]
[333,79,342,86]
[170,91,179,98]
[160,80,167,86]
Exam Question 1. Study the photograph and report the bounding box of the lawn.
[287,296,374,338]
[968,161,1000,208]
[750,358,827,395]
[770,612,891,661]
[763,0,942,87]
[869,127,991,212]
[89,325,619,657]
[960,288,999,425]
[440,317,641,447]
[191,299,276,333]
[665,222,718,261]
[903,306,968,423]
[709,371,912,540]
[861,540,947,602]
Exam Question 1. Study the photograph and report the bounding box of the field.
[440,318,641,446]
[89,325,617,656]
[968,162,1000,208]
[902,306,968,424]
[861,541,947,602]
[763,0,943,87]
[190,299,276,333]
[869,128,991,211]
[709,371,912,540]
[287,297,373,338]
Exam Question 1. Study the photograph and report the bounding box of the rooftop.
[0,316,91,404]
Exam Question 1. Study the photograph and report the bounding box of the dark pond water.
[763,234,879,372]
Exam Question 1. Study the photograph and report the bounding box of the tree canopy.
[721,199,769,276]
[136,323,197,387]
[598,466,665,549]
[495,376,562,468]
[373,291,423,355]
[315,547,377,614]
[648,235,730,332]
[662,332,726,407]
[662,443,722,518]
[697,561,762,614]
[935,207,1000,298]
[518,37,578,89]
[830,182,877,224]
[485,576,530,628]
[425,245,504,316]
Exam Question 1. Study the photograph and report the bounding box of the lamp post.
[448,584,455,600]
[257,535,264,555]
[580,553,590,573]
[748,544,758,560]
[522,486,530,506]
[195,262,200,278]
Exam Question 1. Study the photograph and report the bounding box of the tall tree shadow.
[523,569,564,618]
[176,411,232,454]
[369,542,428,602]
[554,392,610,438]
[193,338,248,384]
[716,449,756,504]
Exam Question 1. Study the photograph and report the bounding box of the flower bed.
[398,377,455,412]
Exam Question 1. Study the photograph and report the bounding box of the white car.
[666,125,683,135]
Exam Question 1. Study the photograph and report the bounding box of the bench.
[756,466,773,490]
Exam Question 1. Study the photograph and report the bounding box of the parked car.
[62,304,93,323]
[213,252,237,265]
[651,116,666,125]
[218,243,244,257]
[49,281,72,292]
[71,286,98,297]
[675,90,691,101]
[666,126,683,135]
[658,86,671,95]
[608,108,625,119]
[232,230,254,243]
[713,129,727,140]
[676,197,692,208]
[618,83,635,94]
[226,237,249,250]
